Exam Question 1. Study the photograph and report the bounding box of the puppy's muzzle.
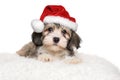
[53,37,60,43]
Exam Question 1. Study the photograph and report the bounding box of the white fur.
[37,53,55,62]
[73,46,78,54]
[43,16,78,31]
[64,55,81,64]
[43,29,68,51]
[0,53,120,80]
[31,19,44,33]
[37,46,69,59]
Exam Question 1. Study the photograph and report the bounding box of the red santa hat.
[31,5,78,33]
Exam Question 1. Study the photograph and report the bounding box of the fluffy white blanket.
[0,53,120,80]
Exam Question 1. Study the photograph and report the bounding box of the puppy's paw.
[37,54,54,62]
[64,56,81,64]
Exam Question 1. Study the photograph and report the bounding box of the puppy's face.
[42,23,71,52]
[32,23,81,55]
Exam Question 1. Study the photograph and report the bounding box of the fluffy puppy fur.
[17,42,37,57]
[17,23,81,63]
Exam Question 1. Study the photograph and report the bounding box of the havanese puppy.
[32,23,81,63]
[17,23,81,64]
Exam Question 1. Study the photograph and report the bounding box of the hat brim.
[43,16,78,31]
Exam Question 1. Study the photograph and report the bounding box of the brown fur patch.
[16,42,37,57]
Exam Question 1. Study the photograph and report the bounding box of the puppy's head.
[32,23,81,54]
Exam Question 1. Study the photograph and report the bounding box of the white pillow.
[0,53,120,80]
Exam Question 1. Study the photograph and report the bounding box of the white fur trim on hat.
[43,16,78,31]
[31,19,44,33]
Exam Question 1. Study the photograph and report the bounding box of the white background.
[0,0,120,69]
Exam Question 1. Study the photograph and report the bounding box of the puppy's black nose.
[53,37,60,43]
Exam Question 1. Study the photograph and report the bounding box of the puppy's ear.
[67,30,82,56]
[32,32,43,46]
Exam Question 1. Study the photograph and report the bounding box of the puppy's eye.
[48,27,53,32]
[62,29,67,34]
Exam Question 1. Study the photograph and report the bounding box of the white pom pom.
[31,19,44,33]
